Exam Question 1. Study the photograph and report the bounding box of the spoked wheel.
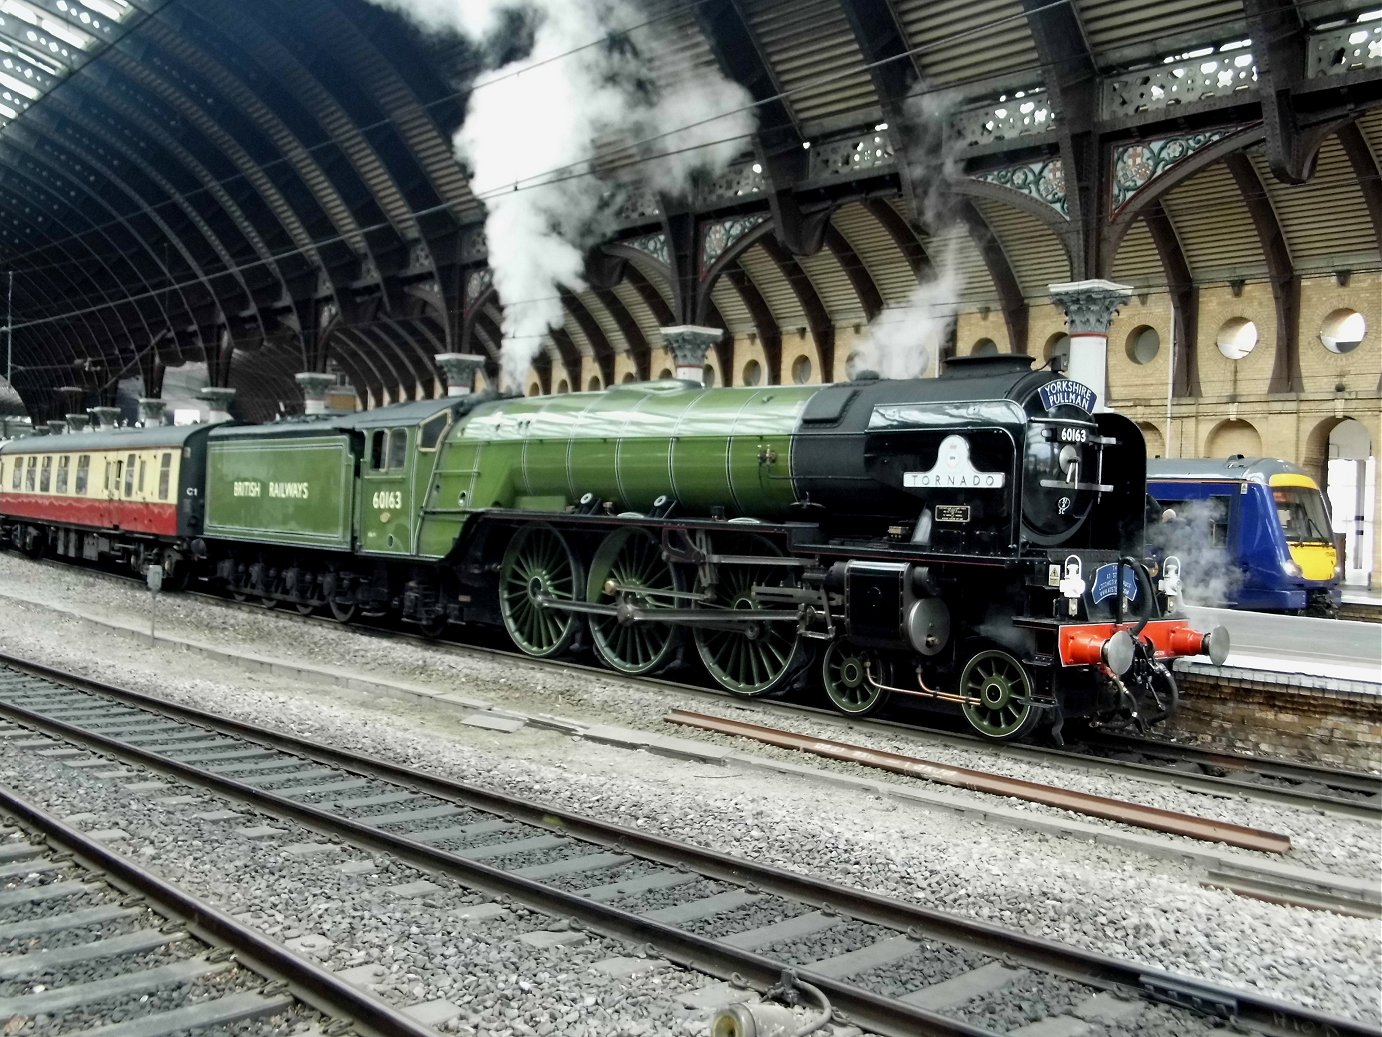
[960,648,1039,741]
[295,599,320,617]
[693,533,808,697]
[499,525,583,658]
[588,528,683,675]
[822,640,891,717]
[327,597,357,624]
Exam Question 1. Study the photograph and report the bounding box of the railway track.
[0,781,437,1036]
[13,558,1382,823]
[0,653,1371,1037]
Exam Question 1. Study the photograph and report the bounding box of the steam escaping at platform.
[854,91,966,381]
[1147,498,1244,606]
[373,0,755,389]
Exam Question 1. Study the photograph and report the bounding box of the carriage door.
[360,427,414,554]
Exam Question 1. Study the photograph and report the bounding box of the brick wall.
[1166,671,1382,770]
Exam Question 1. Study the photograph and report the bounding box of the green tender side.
[204,432,354,550]
[430,381,818,533]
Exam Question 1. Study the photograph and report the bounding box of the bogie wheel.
[295,600,320,617]
[822,640,891,716]
[327,598,357,624]
[417,610,450,640]
[960,648,1040,741]
[588,528,683,675]
[693,533,808,697]
[500,525,583,658]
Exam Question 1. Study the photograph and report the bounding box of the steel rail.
[1077,731,1382,797]
[0,652,1372,1037]
[665,710,1294,854]
[0,784,437,1037]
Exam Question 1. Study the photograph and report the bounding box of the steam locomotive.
[0,354,1225,741]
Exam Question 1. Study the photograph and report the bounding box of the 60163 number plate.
[935,504,970,523]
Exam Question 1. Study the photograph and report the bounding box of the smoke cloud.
[373,0,756,389]
[1146,498,1244,606]
[853,90,966,382]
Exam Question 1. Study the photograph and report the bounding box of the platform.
[1181,606,1381,688]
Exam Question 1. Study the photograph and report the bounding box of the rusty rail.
[666,709,1293,855]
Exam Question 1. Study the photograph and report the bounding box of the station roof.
[0,0,1373,421]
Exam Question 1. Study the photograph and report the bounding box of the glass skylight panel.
[0,0,134,135]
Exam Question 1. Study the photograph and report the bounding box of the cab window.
[75,455,90,495]
[369,430,387,471]
[158,453,171,499]
[123,453,135,497]
[40,456,51,492]
[419,412,449,451]
[56,455,69,493]
[25,457,36,490]
[387,428,408,470]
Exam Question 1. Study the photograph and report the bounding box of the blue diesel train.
[1147,456,1341,617]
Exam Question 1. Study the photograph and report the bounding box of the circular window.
[972,338,999,356]
[1216,318,1258,360]
[703,365,717,387]
[621,371,637,384]
[587,376,601,391]
[657,368,673,379]
[1125,325,1160,365]
[527,382,541,397]
[1044,333,1070,365]
[791,355,812,384]
[556,379,569,394]
[743,359,763,386]
[1319,309,1366,354]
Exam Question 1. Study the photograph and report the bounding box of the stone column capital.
[1047,279,1133,335]
[90,406,120,429]
[46,419,66,435]
[434,353,486,397]
[659,325,721,384]
[295,371,335,414]
[197,386,236,423]
[138,398,167,427]
[64,413,89,432]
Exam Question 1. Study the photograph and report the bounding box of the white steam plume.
[1146,499,1244,606]
[853,90,966,382]
[373,0,756,389]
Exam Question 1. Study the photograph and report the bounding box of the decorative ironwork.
[701,214,768,268]
[808,128,896,180]
[975,158,1067,218]
[464,267,492,309]
[1309,22,1382,78]
[952,90,1055,148]
[696,162,767,207]
[624,232,669,267]
[460,226,488,263]
[1105,50,1257,119]
[1112,130,1233,211]
[614,187,661,225]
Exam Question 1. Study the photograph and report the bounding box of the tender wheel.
[693,533,807,697]
[295,600,319,617]
[327,598,357,623]
[499,525,583,658]
[588,528,683,675]
[417,611,449,639]
[822,640,891,716]
[960,648,1039,741]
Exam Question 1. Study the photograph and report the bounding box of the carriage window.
[9,458,19,490]
[418,412,448,451]
[76,455,90,495]
[158,453,171,499]
[369,430,386,471]
[138,458,147,494]
[123,453,135,497]
[56,455,69,493]
[388,428,408,470]
[25,457,36,491]
[40,456,51,492]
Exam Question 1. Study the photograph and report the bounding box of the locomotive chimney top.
[941,354,1036,377]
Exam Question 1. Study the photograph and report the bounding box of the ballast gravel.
[0,554,1378,1028]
